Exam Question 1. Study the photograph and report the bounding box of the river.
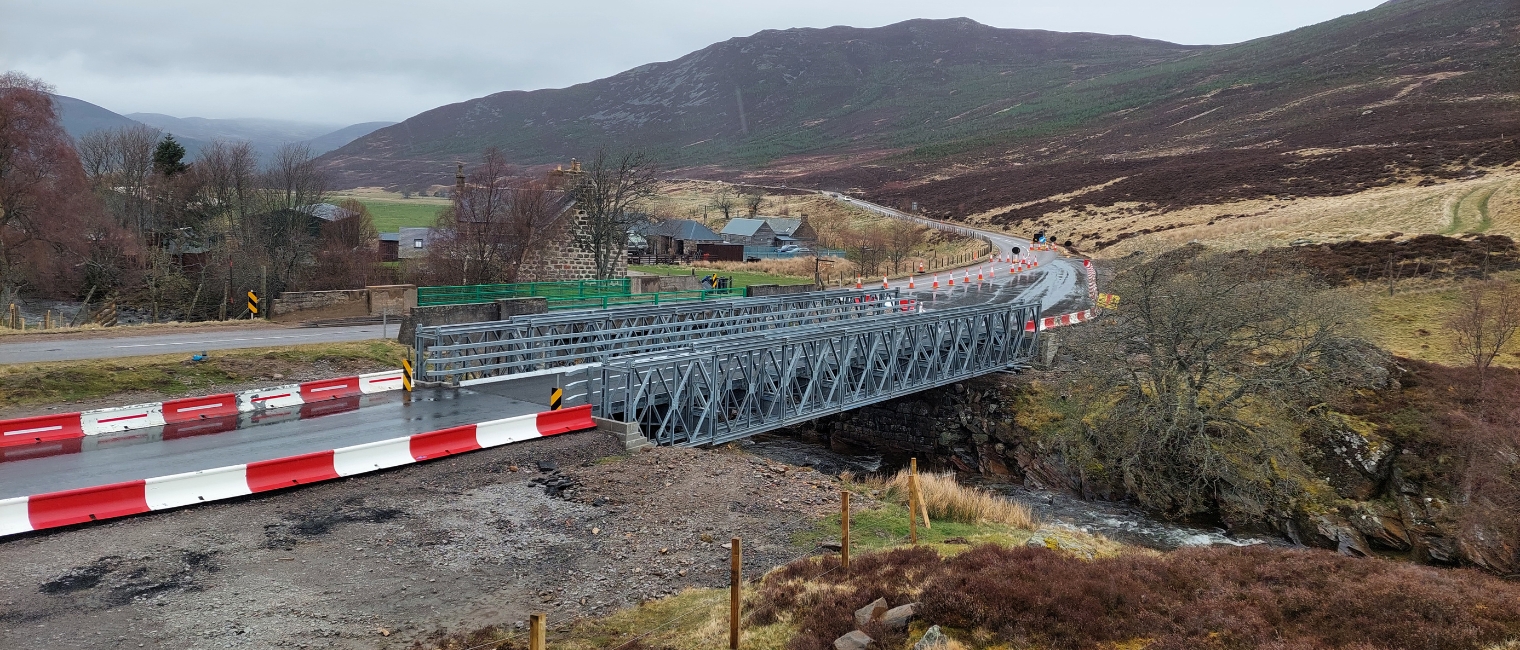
[739,434,1280,551]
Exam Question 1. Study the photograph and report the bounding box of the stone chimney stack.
[454,162,465,199]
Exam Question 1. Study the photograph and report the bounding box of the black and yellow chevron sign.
[550,387,563,410]
[246,290,260,316]
[401,358,414,392]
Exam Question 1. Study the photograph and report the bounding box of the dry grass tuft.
[864,469,1036,529]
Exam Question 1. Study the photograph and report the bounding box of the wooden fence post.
[730,537,742,649]
[841,491,851,574]
[529,613,546,650]
[908,458,918,545]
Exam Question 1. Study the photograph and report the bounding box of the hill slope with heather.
[321,0,1518,220]
[318,18,1208,187]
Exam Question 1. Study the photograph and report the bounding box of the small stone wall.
[746,284,814,298]
[368,285,416,316]
[398,297,548,344]
[269,290,368,319]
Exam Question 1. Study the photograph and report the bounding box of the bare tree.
[846,230,889,277]
[426,149,572,284]
[885,221,923,274]
[573,147,659,280]
[1446,280,1520,390]
[1056,246,1388,520]
[708,185,736,221]
[743,192,764,217]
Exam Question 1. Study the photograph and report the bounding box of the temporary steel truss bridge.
[413,289,1040,446]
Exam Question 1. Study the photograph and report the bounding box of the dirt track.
[0,432,844,649]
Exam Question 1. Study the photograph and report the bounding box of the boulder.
[854,598,888,628]
[914,626,949,650]
[1312,515,1374,557]
[835,630,874,650]
[880,603,919,631]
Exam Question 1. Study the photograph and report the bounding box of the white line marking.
[4,425,64,436]
[111,333,352,349]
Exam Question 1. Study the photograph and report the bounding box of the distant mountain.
[320,0,1518,209]
[319,18,1206,187]
[50,95,211,158]
[48,97,396,165]
[125,114,343,161]
[51,95,143,138]
[302,121,396,155]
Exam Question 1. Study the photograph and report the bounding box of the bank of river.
[740,433,1279,551]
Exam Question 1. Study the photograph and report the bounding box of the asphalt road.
[0,386,546,498]
[0,324,389,364]
[830,193,1087,315]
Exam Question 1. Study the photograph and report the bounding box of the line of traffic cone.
[932,274,939,289]
[882,276,889,290]
[908,275,916,289]
[856,276,863,289]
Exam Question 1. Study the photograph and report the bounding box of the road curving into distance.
[0,196,1093,503]
[825,192,1089,315]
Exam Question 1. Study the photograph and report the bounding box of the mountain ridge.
[321,0,1517,202]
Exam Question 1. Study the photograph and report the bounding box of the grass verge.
[0,340,405,410]
[630,265,813,288]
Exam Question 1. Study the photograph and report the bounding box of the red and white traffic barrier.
[0,369,406,448]
[1024,309,1095,332]
[0,404,596,537]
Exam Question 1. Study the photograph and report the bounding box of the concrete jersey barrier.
[0,369,406,449]
[0,404,595,537]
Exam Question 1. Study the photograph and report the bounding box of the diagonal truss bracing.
[592,300,1040,446]
[414,289,905,384]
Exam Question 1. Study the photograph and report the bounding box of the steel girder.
[592,300,1040,446]
[415,289,904,384]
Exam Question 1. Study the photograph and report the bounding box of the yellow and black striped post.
[401,358,414,392]
[549,387,563,410]
[246,290,260,317]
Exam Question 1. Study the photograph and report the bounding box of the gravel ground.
[0,431,848,650]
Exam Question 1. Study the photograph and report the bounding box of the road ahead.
[0,323,389,364]
[829,193,1088,315]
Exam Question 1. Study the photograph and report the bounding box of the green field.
[330,192,447,232]
[629,265,812,288]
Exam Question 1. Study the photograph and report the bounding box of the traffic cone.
[856,276,863,289]
[989,265,995,279]
[947,274,954,287]
[883,276,889,289]
[918,262,925,273]
[932,274,939,289]
[908,275,916,289]
[978,267,985,283]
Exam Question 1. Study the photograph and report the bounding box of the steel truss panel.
[593,301,1040,446]
[414,289,905,384]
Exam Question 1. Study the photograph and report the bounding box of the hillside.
[318,19,1207,187]
[321,0,1517,231]
[853,0,1519,233]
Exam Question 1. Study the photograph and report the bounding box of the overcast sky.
[1,0,1389,126]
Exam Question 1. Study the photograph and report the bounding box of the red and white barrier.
[0,404,596,537]
[1025,309,1095,332]
[0,370,407,449]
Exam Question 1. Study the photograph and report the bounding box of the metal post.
[730,537,742,649]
